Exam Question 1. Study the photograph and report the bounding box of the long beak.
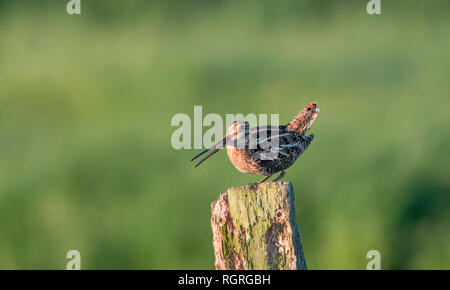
[191,136,229,168]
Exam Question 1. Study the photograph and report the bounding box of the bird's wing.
[247,126,293,159]
[249,126,314,161]
[247,125,290,146]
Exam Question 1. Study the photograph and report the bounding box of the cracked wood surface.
[211,182,307,270]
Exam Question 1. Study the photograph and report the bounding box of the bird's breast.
[226,147,261,175]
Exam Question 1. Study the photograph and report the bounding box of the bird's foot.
[257,175,272,184]
[272,170,286,182]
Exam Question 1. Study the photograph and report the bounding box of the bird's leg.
[257,175,272,184]
[272,170,286,182]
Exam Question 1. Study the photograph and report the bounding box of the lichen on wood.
[211,182,307,270]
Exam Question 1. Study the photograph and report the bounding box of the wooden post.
[211,182,307,270]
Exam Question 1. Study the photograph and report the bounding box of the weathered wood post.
[211,181,307,270]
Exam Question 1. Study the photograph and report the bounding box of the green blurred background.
[0,0,449,269]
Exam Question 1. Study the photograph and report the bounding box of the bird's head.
[226,121,250,148]
[190,121,250,167]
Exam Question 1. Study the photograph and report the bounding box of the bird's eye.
[307,107,311,112]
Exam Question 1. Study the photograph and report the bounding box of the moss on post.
[211,182,307,270]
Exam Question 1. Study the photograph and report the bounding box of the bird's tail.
[287,102,319,134]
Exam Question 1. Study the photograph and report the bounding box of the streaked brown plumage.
[192,102,319,183]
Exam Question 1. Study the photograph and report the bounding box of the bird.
[191,101,319,183]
